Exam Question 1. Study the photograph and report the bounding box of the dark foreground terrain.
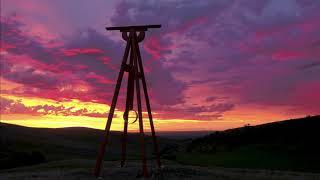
[181,115,320,173]
[1,115,320,179]
[1,159,320,180]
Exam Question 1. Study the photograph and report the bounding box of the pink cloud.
[143,36,167,61]
[61,48,104,56]
[0,42,16,51]
[168,16,209,36]
[2,1,320,123]
[99,56,110,65]
[272,48,320,61]
[86,72,113,85]
[142,16,208,64]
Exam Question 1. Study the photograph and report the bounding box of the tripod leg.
[121,120,128,167]
[94,39,131,177]
[134,41,162,171]
[121,46,135,168]
[132,36,148,177]
[135,76,149,177]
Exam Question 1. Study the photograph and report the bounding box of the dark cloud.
[299,61,320,70]
[152,102,234,120]
[120,0,320,116]
[205,96,217,102]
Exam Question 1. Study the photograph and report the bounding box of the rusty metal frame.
[94,25,162,178]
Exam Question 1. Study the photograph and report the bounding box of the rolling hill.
[176,115,320,172]
[0,123,179,170]
[1,115,319,174]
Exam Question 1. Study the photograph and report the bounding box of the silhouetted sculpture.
[94,25,162,177]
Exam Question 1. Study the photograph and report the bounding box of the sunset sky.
[1,0,319,132]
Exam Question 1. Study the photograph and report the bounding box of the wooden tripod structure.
[94,25,162,177]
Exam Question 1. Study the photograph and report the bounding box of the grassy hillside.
[0,123,178,169]
[1,115,319,173]
[177,115,320,172]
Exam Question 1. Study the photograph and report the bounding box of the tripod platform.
[106,24,161,32]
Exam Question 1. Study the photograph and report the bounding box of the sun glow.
[0,94,206,131]
[0,93,243,132]
[0,80,305,132]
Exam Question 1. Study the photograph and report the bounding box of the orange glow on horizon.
[0,93,309,132]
